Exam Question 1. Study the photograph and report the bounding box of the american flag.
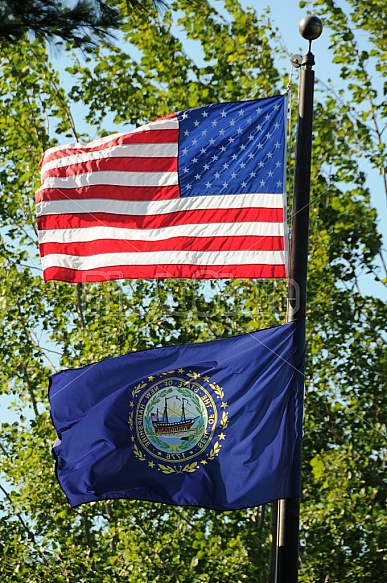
[36,95,288,283]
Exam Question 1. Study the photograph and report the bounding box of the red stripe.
[43,263,287,283]
[42,156,177,179]
[42,129,179,165]
[35,184,181,203]
[37,207,284,230]
[39,236,284,257]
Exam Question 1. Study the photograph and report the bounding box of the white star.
[205,181,212,189]
[214,171,221,179]
[248,153,254,160]
[274,103,280,111]
[192,157,198,163]
[274,122,280,130]
[267,152,273,158]
[275,141,281,148]
[256,107,262,114]
[231,172,237,179]
[195,173,201,180]
[182,148,188,155]
[241,180,247,187]
[184,129,190,136]
[192,138,198,145]
[229,119,236,126]
[265,132,272,140]
[183,167,189,174]
[219,129,226,136]
[277,180,283,187]
[220,145,227,152]
[223,162,229,170]
[256,124,262,131]
[222,182,229,189]
[212,119,218,127]
[228,136,235,144]
[231,154,238,160]
[268,170,274,177]
[181,111,189,119]
[186,183,192,190]
[260,179,266,187]
[239,144,246,151]
[194,120,200,127]
[239,161,246,169]
[276,161,282,168]
[258,161,264,168]
[201,129,208,136]
[212,154,219,161]
[257,143,263,150]
[265,114,271,121]
[250,171,257,178]
[236,127,243,135]
[209,138,216,145]
[200,147,207,154]
[248,134,254,141]
[203,163,210,170]
[247,116,252,123]
[202,110,209,117]
[221,110,227,117]
[238,109,244,116]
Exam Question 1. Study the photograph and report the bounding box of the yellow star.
[148,375,154,381]
[178,368,184,373]
[201,459,208,465]
[148,461,155,468]
[219,433,226,440]
[221,402,229,409]
[130,401,135,408]
[203,375,210,382]
[131,436,135,442]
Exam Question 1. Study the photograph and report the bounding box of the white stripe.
[42,117,179,159]
[36,193,285,217]
[41,250,286,271]
[39,171,178,189]
[38,221,284,244]
[41,143,178,174]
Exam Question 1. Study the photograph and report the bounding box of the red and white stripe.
[36,116,288,282]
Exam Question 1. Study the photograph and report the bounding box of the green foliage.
[0,0,387,581]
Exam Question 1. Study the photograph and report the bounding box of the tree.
[0,0,123,46]
[0,0,386,581]
[0,0,171,47]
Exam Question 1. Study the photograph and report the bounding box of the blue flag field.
[49,320,305,510]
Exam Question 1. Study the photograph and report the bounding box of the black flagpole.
[275,16,323,583]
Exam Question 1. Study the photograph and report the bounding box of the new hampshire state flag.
[49,320,305,510]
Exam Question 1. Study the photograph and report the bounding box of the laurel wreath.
[160,370,175,376]
[207,441,221,460]
[128,411,134,431]
[220,411,229,429]
[187,370,201,380]
[158,462,198,474]
[210,382,224,399]
[132,381,147,398]
[133,443,146,462]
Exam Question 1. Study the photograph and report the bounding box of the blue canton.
[177,95,286,198]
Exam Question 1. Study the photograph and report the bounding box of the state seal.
[128,368,229,474]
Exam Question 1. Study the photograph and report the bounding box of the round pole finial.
[299,16,323,41]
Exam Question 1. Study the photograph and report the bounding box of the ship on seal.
[151,396,199,435]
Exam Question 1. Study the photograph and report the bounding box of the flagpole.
[275,16,323,583]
